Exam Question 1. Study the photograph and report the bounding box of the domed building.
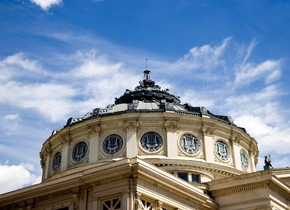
[1,70,290,210]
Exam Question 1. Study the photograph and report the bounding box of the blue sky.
[1,0,290,194]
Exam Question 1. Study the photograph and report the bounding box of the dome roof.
[115,70,181,104]
[52,70,244,135]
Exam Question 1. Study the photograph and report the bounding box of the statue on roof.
[264,154,273,170]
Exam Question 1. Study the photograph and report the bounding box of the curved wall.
[40,111,258,183]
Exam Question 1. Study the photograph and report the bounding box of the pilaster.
[124,120,139,158]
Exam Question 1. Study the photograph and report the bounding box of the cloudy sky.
[1,0,290,194]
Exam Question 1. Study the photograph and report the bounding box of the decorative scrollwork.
[164,120,179,131]
[124,121,139,131]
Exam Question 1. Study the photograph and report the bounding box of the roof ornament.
[264,154,273,170]
[143,69,151,81]
[144,58,151,81]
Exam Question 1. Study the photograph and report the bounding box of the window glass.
[192,174,200,183]
[102,197,121,210]
[177,172,188,181]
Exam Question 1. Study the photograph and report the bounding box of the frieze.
[106,123,121,127]
[215,129,231,138]
[34,189,72,202]
[142,121,163,124]
[93,174,131,187]
[178,122,201,128]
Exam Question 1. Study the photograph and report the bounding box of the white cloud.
[70,50,122,78]
[0,163,40,194]
[169,38,230,75]
[0,82,77,122]
[4,114,20,121]
[30,0,62,11]
[234,60,281,86]
[1,114,22,136]
[0,51,141,123]
[3,53,41,72]
[0,53,46,82]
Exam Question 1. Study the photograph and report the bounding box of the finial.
[146,58,148,69]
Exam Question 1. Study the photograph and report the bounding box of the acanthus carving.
[202,126,215,135]
[86,125,101,138]
[60,134,72,145]
[164,120,179,131]
[124,121,139,131]
[231,134,241,143]
[44,143,52,157]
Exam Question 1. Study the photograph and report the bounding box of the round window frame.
[240,149,249,170]
[178,133,201,156]
[52,151,62,172]
[102,134,124,155]
[71,141,89,163]
[140,131,164,153]
[214,140,231,162]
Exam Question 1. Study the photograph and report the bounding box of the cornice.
[210,180,270,198]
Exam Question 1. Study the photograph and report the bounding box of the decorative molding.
[45,143,53,156]
[124,121,139,131]
[86,125,101,138]
[164,120,179,131]
[137,178,201,210]
[210,180,270,198]
[201,126,215,135]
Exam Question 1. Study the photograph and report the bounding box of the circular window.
[102,134,123,155]
[214,140,230,161]
[179,134,200,155]
[72,141,88,162]
[240,149,249,170]
[52,152,61,172]
[140,132,163,152]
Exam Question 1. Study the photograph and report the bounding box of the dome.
[40,70,258,186]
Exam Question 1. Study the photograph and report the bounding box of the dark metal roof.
[115,70,181,104]
[51,70,244,136]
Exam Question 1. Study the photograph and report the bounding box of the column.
[164,120,178,158]
[124,121,139,158]
[232,142,240,170]
[87,126,101,163]
[61,144,69,171]
[202,123,216,162]
[121,191,130,210]
[44,144,52,180]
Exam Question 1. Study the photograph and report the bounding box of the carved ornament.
[164,120,179,131]
[124,121,139,131]
[86,125,101,138]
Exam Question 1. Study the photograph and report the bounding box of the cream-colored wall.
[42,112,258,182]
